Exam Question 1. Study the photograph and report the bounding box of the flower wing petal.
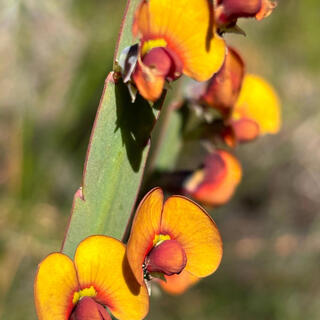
[134,0,226,81]
[132,59,165,101]
[75,236,149,320]
[160,269,199,295]
[161,196,222,277]
[127,187,164,285]
[34,253,79,320]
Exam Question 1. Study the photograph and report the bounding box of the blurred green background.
[1,0,319,319]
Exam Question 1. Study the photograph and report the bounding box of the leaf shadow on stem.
[115,82,157,172]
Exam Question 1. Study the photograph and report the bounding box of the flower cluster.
[35,0,281,318]
[199,46,281,146]
[181,45,281,207]
[118,0,280,209]
[34,189,222,319]
[117,0,279,208]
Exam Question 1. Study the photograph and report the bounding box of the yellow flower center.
[142,38,167,56]
[72,286,97,304]
[153,234,171,247]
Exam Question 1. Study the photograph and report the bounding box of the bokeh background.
[1,0,319,319]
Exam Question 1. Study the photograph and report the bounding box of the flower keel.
[70,297,111,320]
[145,239,187,276]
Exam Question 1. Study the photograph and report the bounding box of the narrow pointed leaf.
[61,0,163,257]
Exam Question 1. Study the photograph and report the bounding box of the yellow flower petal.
[233,74,281,135]
[34,253,79,320]
[160,269,199,295]
[127,188,164,285]
[161,196,223,278]
[75,236,149,320]
[133,0,226,81]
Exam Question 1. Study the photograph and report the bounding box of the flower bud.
[231,118,260,143]
[217,0,262,25]
[184,150,242,207]
[201,47,244,116]
[142,47,172,77]
[142,47,182,81]
[146,240,187,276]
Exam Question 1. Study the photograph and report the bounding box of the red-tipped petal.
[231,118,260,143]
[71,297,111,320]
[146,240,187,276]
[218,0,262,24]
[185,152,227,196]
[256,0,277,20]
[201,47,245,116]
[160,270,200,295]
[186,150,242,207]
[142,47,172,77]
[132,58,165,102]
[233,74,281,135]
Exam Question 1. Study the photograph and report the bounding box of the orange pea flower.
[216,0,276,27]
[126,188,222,294]
[201,46,245,116]
[184,150,242,207]
[216,0,262,26]
[131,0,226,101]
[34,236,149,320]
[227,73,281,145]
[199,46,281,145]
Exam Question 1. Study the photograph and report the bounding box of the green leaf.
[149,104,183,172]
[61,0,163,258]
[113,0,138,66]
[149,272,167,282]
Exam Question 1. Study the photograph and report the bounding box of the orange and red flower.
[184,150,242,207]
[126,188,222,294]
[232,74,281,135]
[200,47,281,146]
[215,0,277,28]
[201,46,245,116]
[34,236,149,320]
[223,73,281,146]
[131,0,226,101]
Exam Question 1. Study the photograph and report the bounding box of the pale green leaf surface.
[153,108,183,171]
[61,0,162,258]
